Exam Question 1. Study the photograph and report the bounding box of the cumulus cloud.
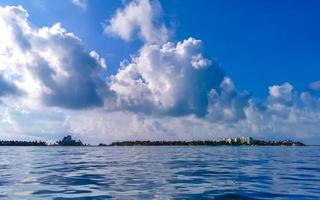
[206,77,251,122]
[104,0,250,119]
[0,5,106,109]
[97,0,320,144]
[104,0,248,119]
[191,54,213,69]
[104,0,168,43]
[109,38,224,116]
[268,82,294,107]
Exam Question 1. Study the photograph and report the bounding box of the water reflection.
[0,146,319,199]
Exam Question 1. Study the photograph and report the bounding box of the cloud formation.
[109,38,224,116]
[206,77,251,122]
[0,5,106,109]
[268,82,294,107]
[104,0,168,43]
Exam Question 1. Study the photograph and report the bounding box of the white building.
[224,138,232,144]
[233,136,253,144]
[239,136,253,144]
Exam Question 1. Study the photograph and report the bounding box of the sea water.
[0,146,319,199]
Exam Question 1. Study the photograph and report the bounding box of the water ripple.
[0,146,319,199]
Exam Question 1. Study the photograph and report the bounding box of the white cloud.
[104,0,168,43]
[309,80,320,91]
[243,100,320,144]
[191,54,212,69]
[108,38,224,116]
[0,5,107,109]
[71,0,87,10]
[268,82,294,106]
[206,77,250,122]
[90,50,107,69]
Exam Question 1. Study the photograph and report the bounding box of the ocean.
[0,146,319,199]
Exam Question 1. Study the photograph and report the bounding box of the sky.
[0,0,319,144]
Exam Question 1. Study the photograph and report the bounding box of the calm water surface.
[0,146,319,199]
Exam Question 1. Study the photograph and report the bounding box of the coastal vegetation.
[0,140,47,146]
[0,136,305,146]
[54,135,84,146]
[105,137,305,146]
[0,135,84,146]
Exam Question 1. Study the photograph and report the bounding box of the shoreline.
[0,136,308,147]
[0,144,314,147]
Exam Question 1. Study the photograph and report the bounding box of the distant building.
[224,138,232,144]
[239,136,253,144]
[233,136,253,145]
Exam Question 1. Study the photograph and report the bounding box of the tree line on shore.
[0,136,306,146]
[0,135,84,146]
[104,138,305,146]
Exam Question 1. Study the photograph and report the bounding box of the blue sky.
[171,0,320,95]
[0,0,319,144]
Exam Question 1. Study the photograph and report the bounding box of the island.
[101,136,305,146]
[0,136,305,146]
[0,135,84,146]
